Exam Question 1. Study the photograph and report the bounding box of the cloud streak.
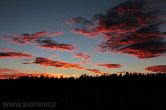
[98,63,121,68]
[25,57,103,74]
[32,57,84,69]
[145,65,166,72]
[86,69,102,74]
[0,52,32,58]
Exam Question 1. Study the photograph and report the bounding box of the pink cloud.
[47,32,64,37]
[25,57,103,74]
[72,29,97,38]
[33,31,48,37]
[48,54,59,59]
[0,48,14,52]
[2,31,63,45]
[73,52,91,60]
[85,69,102,74]
[98,63,121,68]
[145,65,166,72]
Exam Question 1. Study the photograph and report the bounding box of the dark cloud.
[71,0,166,58]
[32,57,84,69]
[98,63,121,68]
[145,65,166,72]
[2,31,64,44]
[0,52,32,58]
[3,31,48,44]
[37,38,78,52]
[2,31,76,52]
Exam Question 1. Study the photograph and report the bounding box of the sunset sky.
[0,0,166,79]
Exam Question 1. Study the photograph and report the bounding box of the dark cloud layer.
[71,0,166,59]
[2,31,77,52]
[0,52,32,58]
[33,57,84,69]
[37,38,77,52]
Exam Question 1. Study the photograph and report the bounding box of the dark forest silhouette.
[1,73,166,110]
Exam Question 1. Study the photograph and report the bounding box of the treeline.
[1,72,166,110]
[16,72,166,80]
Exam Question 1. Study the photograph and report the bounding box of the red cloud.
[37,38,78,52]
[72,29,97,38]
[2,31,75,52]
[73,52,91,60]
[145,65,166,72]
[2,31,63,45]
[71,0,166,59]
[0,68,20,79]
[98,64,121,68]
[33,31,48,37]
[86,69,102,74]
[25,57,103,74]
[0,52,32,58]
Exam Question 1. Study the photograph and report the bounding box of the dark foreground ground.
[0,73,166,110]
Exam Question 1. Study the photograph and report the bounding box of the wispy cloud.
[73,52,91,60]
[2,31,63,44]
[98,63,121,68]
[0,68,19,74]
[0,48,14,52]
[47,32,64,37]
[72,28,97,38]
[86,69,102,74]
[2,31,48,44]
[145,65,166,72]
